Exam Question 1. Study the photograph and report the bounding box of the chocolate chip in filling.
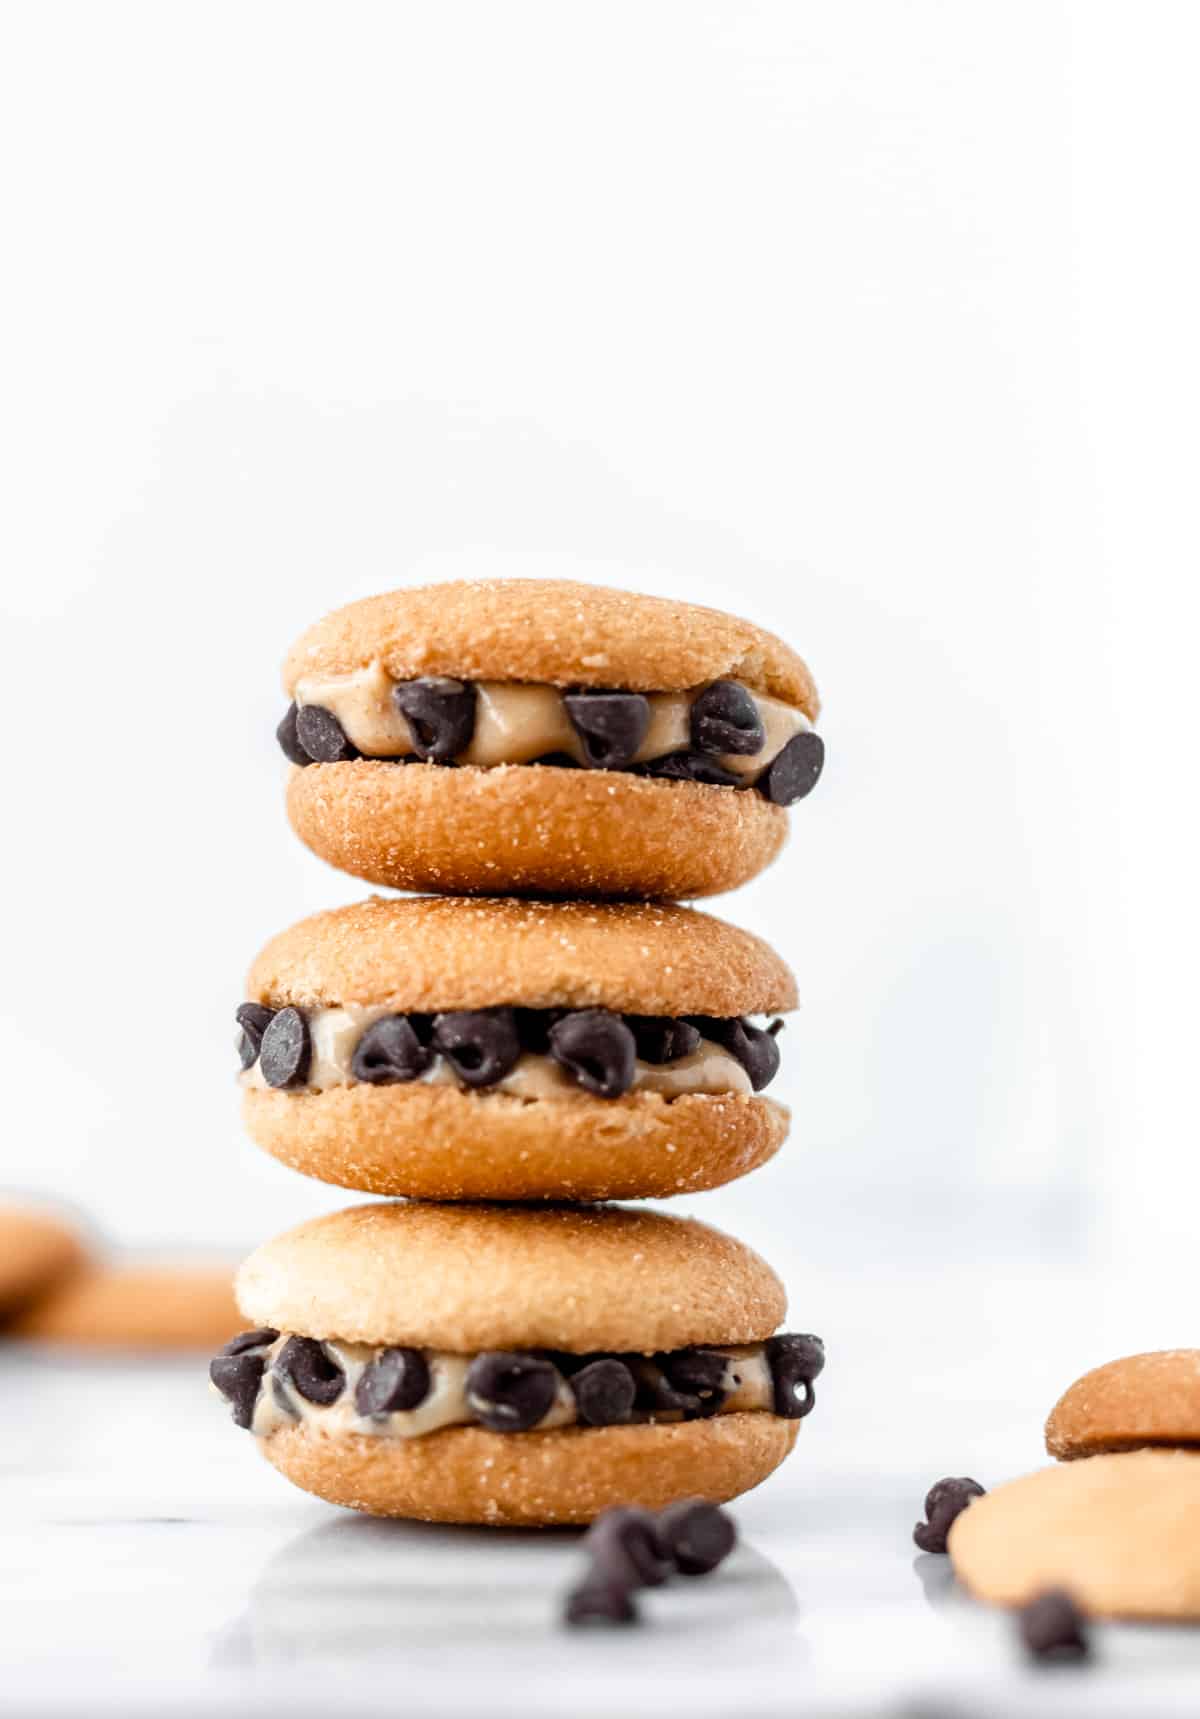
[273,1336,346,1407]
[295,704,358,763]
[653,1348,730,1419]
[690,680,766,757]
[569,1358,637,1427]
[392,677,476,761]
[465,1352,559,1431]
[355,1347,432,1416]
[258,1006,311,1089]
[563,690,651,770]
[624,1015,701,1065]
[351,1015,433,1084]
[276,703,311,766]
[638,751,743,787]
[761,729,825,806]
[235,1003,276,1070]
[765,1333,825,1419]
[687,1015,782,1093]
[431,1008,521,1089]
[210,1329,278,1429]
[548,1009,637,1099]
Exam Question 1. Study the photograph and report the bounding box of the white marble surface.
[3,1311,1200,1719]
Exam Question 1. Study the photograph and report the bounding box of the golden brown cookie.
[0,1204,86,1317]
[948,1450,1200,1620]
[216,1202,821,1526]
[1046,1349,1200,1458]
[239,897,795,1202]
[277,580,823,900]
[11,1263,242,1350]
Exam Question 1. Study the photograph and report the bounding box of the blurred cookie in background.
[0,1202,89,1317]
[9,1261,241,1350]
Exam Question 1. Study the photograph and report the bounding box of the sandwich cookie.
[0,1203,86,1317]
[11,1263,242,1349]
[237,897,796,1202]
[213,1202,824,1526]
[1046,1349,1200,1459]
[277,580,824,899]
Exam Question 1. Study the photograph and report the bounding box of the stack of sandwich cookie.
[215,579,828,1529]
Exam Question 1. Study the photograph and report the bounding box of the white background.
[1,1,1197,1333]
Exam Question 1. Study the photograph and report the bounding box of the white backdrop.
[1,3,1196,1306]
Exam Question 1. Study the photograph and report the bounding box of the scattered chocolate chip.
[272,1337,346,1407]
[760,730,824,806]
[570,1359,636,1427]
[258,1006,311,1089]
[624,1015,701,1064]
[688,1016,781,1091]
[912,1476,985,1553]
[639,751,742,787]
[655,1500,737,1576]
[1018,1590,1090,1661]
[765,1333,825,1420]
[235,1003,276,1070]
[294,704,358,763]
[209,1352,265,1429]
[218,1327,278,1356]
[355,1347,431,1416]
[548,1009,636,1098]
[564,1575,639,1627]
[432,1008,521,1089]
[563,690,651,770]
[586,1508,672,1589]
[656,1348,729,1418]
[351,1015,433,1084]
[392,678,476,761]
[276,703,311,765]
[466,1352,559,1431]
[690,680,766,757]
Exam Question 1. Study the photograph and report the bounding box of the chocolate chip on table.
[655,1500,737,1577]
[639,751,742,787]
[294,703,359,763]
[760,730,824,806]
[431,1008,521,1088]
[219,1327,279,1356]
[564,1575,639,1627]
[548,1009,637,1098]
[392,678,477,762]
[765,1333,825,1419]
[624,1015,701,1065]
[563,690,651,770]
[912,1476,985,1553]
[276,703,311,765]
[351,1015,433,1084]
[586,1508,673,1590]
[690,680,766,757]
[258,1007,311,1089]
[1018,1589,1091,1662]
[355,1347,431,1416]
[688,1016,781,1092]
[656,1348,729,1418]
[272,1337,346,1407]
[235,1003,276,1070]
[466,1352,559,1432]
[570,1359,636,1427]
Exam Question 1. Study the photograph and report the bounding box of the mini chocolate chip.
[655,1500,737,1576]
[688,1016,781,1092]
[350,1015,433,1084]
[564,1576,638,1627]
[563,690,651,770]
[431,1008,521,1089]
[585,1508,672,1589]
[235,1003,276,1070]
[570,1359,636,1427]
[912,1476,985,1553]
[466,1352,559,1431]
[690,680,766,757]
[639,751,742,787]
[258,1007,311,1089]
[634,1360,704,1418]
[392,678,476,761]
[624,1015,701,1064]
[548,1009,636,1099]
[1018,1589,1090,1661]
[294,704,358,763]
[355,1347,431,1416]
[760,730,824,805]
[765,1333,825,1420]
[273,1337,346,1407]
[513,1008,566,1055]
[657,1348,729,1418]
[210,1352,265,1430]
[219,1327,279,1356]
[276,703,311,765]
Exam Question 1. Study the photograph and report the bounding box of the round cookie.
[0,1204,86,1317]
[11,1263,242,1350]
[238,897,796,1202]
[1046,1349,1200,1459]
[217,1202,823,1526]
[277,580,823,899]
[948,1450,1200,1620]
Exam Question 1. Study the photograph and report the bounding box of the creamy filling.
[292,668,810,783]
[240,1335,775,1442]
[240,1008,753,1099]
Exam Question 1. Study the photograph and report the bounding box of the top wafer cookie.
[277,580,824,899]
